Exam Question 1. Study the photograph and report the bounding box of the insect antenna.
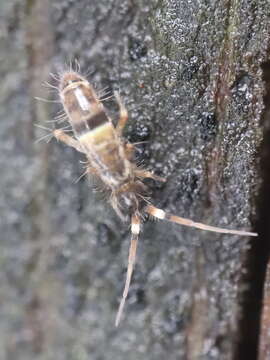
[145,205,258,236]
[115,214,140,327]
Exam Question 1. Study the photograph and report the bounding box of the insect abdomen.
[60,72,130,186]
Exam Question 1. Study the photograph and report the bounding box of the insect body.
[58,72,147,221]
[49,71,257,327]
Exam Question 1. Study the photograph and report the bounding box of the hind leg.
[53,129,84,153]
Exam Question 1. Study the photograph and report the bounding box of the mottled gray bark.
[1,1,269,359]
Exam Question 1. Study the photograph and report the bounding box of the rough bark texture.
[1,1,269,359]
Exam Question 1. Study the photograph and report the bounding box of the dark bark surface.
[1,1,269,359]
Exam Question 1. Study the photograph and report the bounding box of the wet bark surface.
[1,1,269,359]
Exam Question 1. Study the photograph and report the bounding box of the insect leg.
[145,205,258,236]
[114,92,128,136]
[124,143,135,160]
[86,165,99,176]
[53,129,85,153]
[135,169,166,182]
[115,214,140,327]
[73,165,96,183]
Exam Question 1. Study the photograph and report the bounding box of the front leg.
[124,143,135,160]
[53,129,85,153]
[115,92,128,136]
[135,169,166,182]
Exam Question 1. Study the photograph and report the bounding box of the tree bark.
[1,1,269,359]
